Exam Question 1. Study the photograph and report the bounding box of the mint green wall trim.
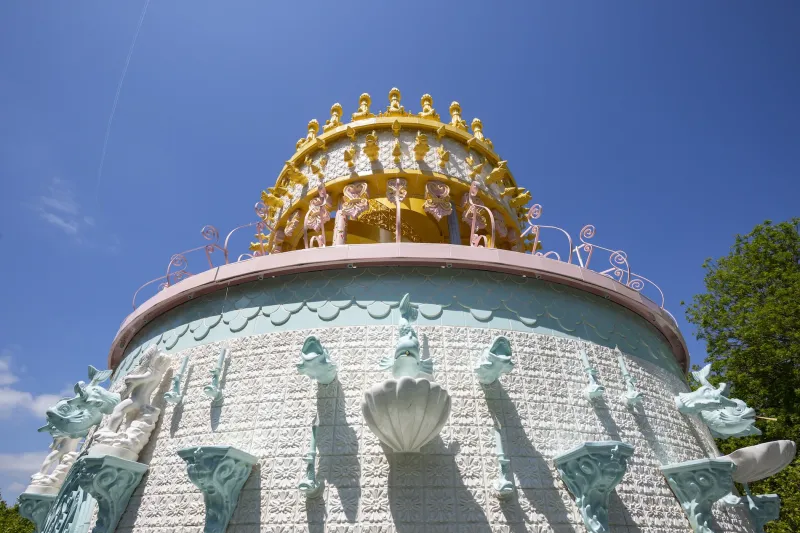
[18,493,55,533]
[114,267,683,382]
[178,446,257,533]
[661,458,736,533]
[554,441,634,533]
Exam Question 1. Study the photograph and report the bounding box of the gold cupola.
[255,88,531,253]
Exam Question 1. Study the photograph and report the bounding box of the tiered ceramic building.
[19,89,796,533]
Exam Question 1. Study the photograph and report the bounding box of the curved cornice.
[108,244,689,373]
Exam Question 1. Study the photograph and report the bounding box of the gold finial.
[392,119,401,137]
[352,93,374,121]
[364,130,379,161]
[306,119,320,141]
[323,103,343,132]
[344,145,357,168]
[448,101,467,130]
[413,131,430,161]
[295,138,305,151]
[471,118,494,150]
[346,125,356,141]
[485,161,508,186]
[436,144,449,169]
[384,87,407,117]
[392,139,402,163]
[419,94,440,121]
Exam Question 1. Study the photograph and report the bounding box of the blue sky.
[1,1,798,501]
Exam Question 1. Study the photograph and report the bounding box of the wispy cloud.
[29,177,120,252]
[0,347,71,419]
[0,452,49,475]
[32,177,86,236]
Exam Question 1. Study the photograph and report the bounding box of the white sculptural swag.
[91,345,170,461]
[26,436,81,495]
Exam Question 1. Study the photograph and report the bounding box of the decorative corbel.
[474,336,514,385]
[75,455,149,533]
[178,446,257,533]
[343,145,357,168]
[579,348,605,401]
[296,335,337,385]
[554,441,634,533]
[18,493,55,533]
[392,139,402,164]
[616,348,642,408]
[345,125,356,141]
[203,347,227,406]
[164,354,189,404]
[661,458,736,533]
[298,422,324,498]
[485,161,509,186]
[466,154,485,178]
[435,124,446,141]
[413,131,430,161]
[364,131,379,162]
[435,144,449,169]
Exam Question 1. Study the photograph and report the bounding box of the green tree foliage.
[0,492,35,533]
[685,218,800,533]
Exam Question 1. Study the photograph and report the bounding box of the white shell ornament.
[362,377,451,453]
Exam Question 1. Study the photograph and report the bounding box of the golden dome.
[255,89,531,254]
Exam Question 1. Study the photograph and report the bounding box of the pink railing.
[131,202,671,320]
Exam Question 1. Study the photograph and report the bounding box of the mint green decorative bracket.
[18,493,55,533]
[661,458,736,533]
[178,445,257,533]
[744,494,781,533]
[722,488,780,533]
[297,336,337,385]
[579,347,605,400]
[616,348,642,408]
[490,426,515,499]
[474,336,514,385]
[203,348,227,406]
[298,423,324,498]
[554,441,634,533]
[164,354,189,404]
[74,455,148,533]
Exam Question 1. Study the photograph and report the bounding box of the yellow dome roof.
[254,89,533,253]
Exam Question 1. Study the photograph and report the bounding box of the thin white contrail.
[94,0,151,203]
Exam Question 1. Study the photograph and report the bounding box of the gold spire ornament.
[323,103,343,132]
[306,119,320,142]
[364,131,379,161]
[418,94,440,121]
[413,131,430,161]
[435,145,449,169]
[383,87,407,117]
[392,139,402,163]
[448,101,468,130]
[392,119,401,137]
[471,118,494,150]
[352,93,375,120]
